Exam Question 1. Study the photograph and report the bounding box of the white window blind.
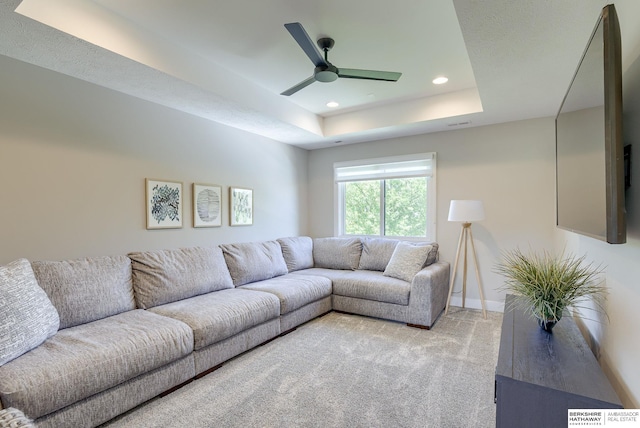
[334,153,435,182]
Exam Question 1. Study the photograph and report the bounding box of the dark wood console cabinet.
[495,294,622,427]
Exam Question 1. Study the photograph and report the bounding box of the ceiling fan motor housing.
[314,64,339,82]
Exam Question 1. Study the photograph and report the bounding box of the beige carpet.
[101,308,502,428]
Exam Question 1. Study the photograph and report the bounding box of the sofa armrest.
[407,261,450,328]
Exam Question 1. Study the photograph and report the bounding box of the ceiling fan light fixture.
[315,69,339,82]
[432,76,449,85]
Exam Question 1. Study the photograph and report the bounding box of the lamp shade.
[448,200,485,222]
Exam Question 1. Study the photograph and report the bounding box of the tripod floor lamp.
[445,200,487,319]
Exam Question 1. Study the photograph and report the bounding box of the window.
[334,153,436,240]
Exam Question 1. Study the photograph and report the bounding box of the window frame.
[334,153,437,241]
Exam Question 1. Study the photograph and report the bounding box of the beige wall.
[308,117,557,311]
[0,54,309,264]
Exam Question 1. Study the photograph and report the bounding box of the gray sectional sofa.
[0,236,449,428]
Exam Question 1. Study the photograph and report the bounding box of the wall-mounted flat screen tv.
[556,4,625,244]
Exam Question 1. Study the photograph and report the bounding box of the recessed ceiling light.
[326,101,339,108]
[432,76,449,85]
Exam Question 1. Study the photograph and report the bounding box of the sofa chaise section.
[129,246,282,375]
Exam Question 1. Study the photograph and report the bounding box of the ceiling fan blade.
[280,75,316,96]
[284,22,327,67]
[338,68,402,81]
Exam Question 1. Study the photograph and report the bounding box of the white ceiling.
[0,0,635,149]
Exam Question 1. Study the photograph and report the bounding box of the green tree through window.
[344,180,380,235]
[385,177,427,236]
[343,177,427,237]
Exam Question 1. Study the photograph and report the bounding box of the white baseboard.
[447,296,504,313]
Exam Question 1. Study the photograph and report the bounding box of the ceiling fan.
[280,22,402,96]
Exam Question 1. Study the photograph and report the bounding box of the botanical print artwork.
[151,185,180,223]
[146,179,183,229]
[193,184,222,227]
[230,187,253,226]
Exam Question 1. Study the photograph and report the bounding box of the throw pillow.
[425,242,439,266]
[358,238,399,271]
[383,242,433,282]
[0,259,59,366]
[313,237,362,270]
[277,237,314,272]
[0,407,34,427]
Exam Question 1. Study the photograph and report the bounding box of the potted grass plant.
[494,248,607,332]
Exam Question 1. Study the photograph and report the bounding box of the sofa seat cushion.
[332,270,411,305]
[240,274,332,315]
[149,288,280,350]
[291,267,353,281]
[0,310,193,420]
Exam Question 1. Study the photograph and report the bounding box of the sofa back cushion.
[358,238,439,271]
[1,259,60,366]
[313,237,362,270]
[129,247,233,309]
[277,236,314,272]
[220,241,289,286]
[358,238,399,271]
[31,255,134,329]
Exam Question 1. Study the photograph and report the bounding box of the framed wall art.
[193,183,222,228]
[229,186,253,226]
[146,178,183,229]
